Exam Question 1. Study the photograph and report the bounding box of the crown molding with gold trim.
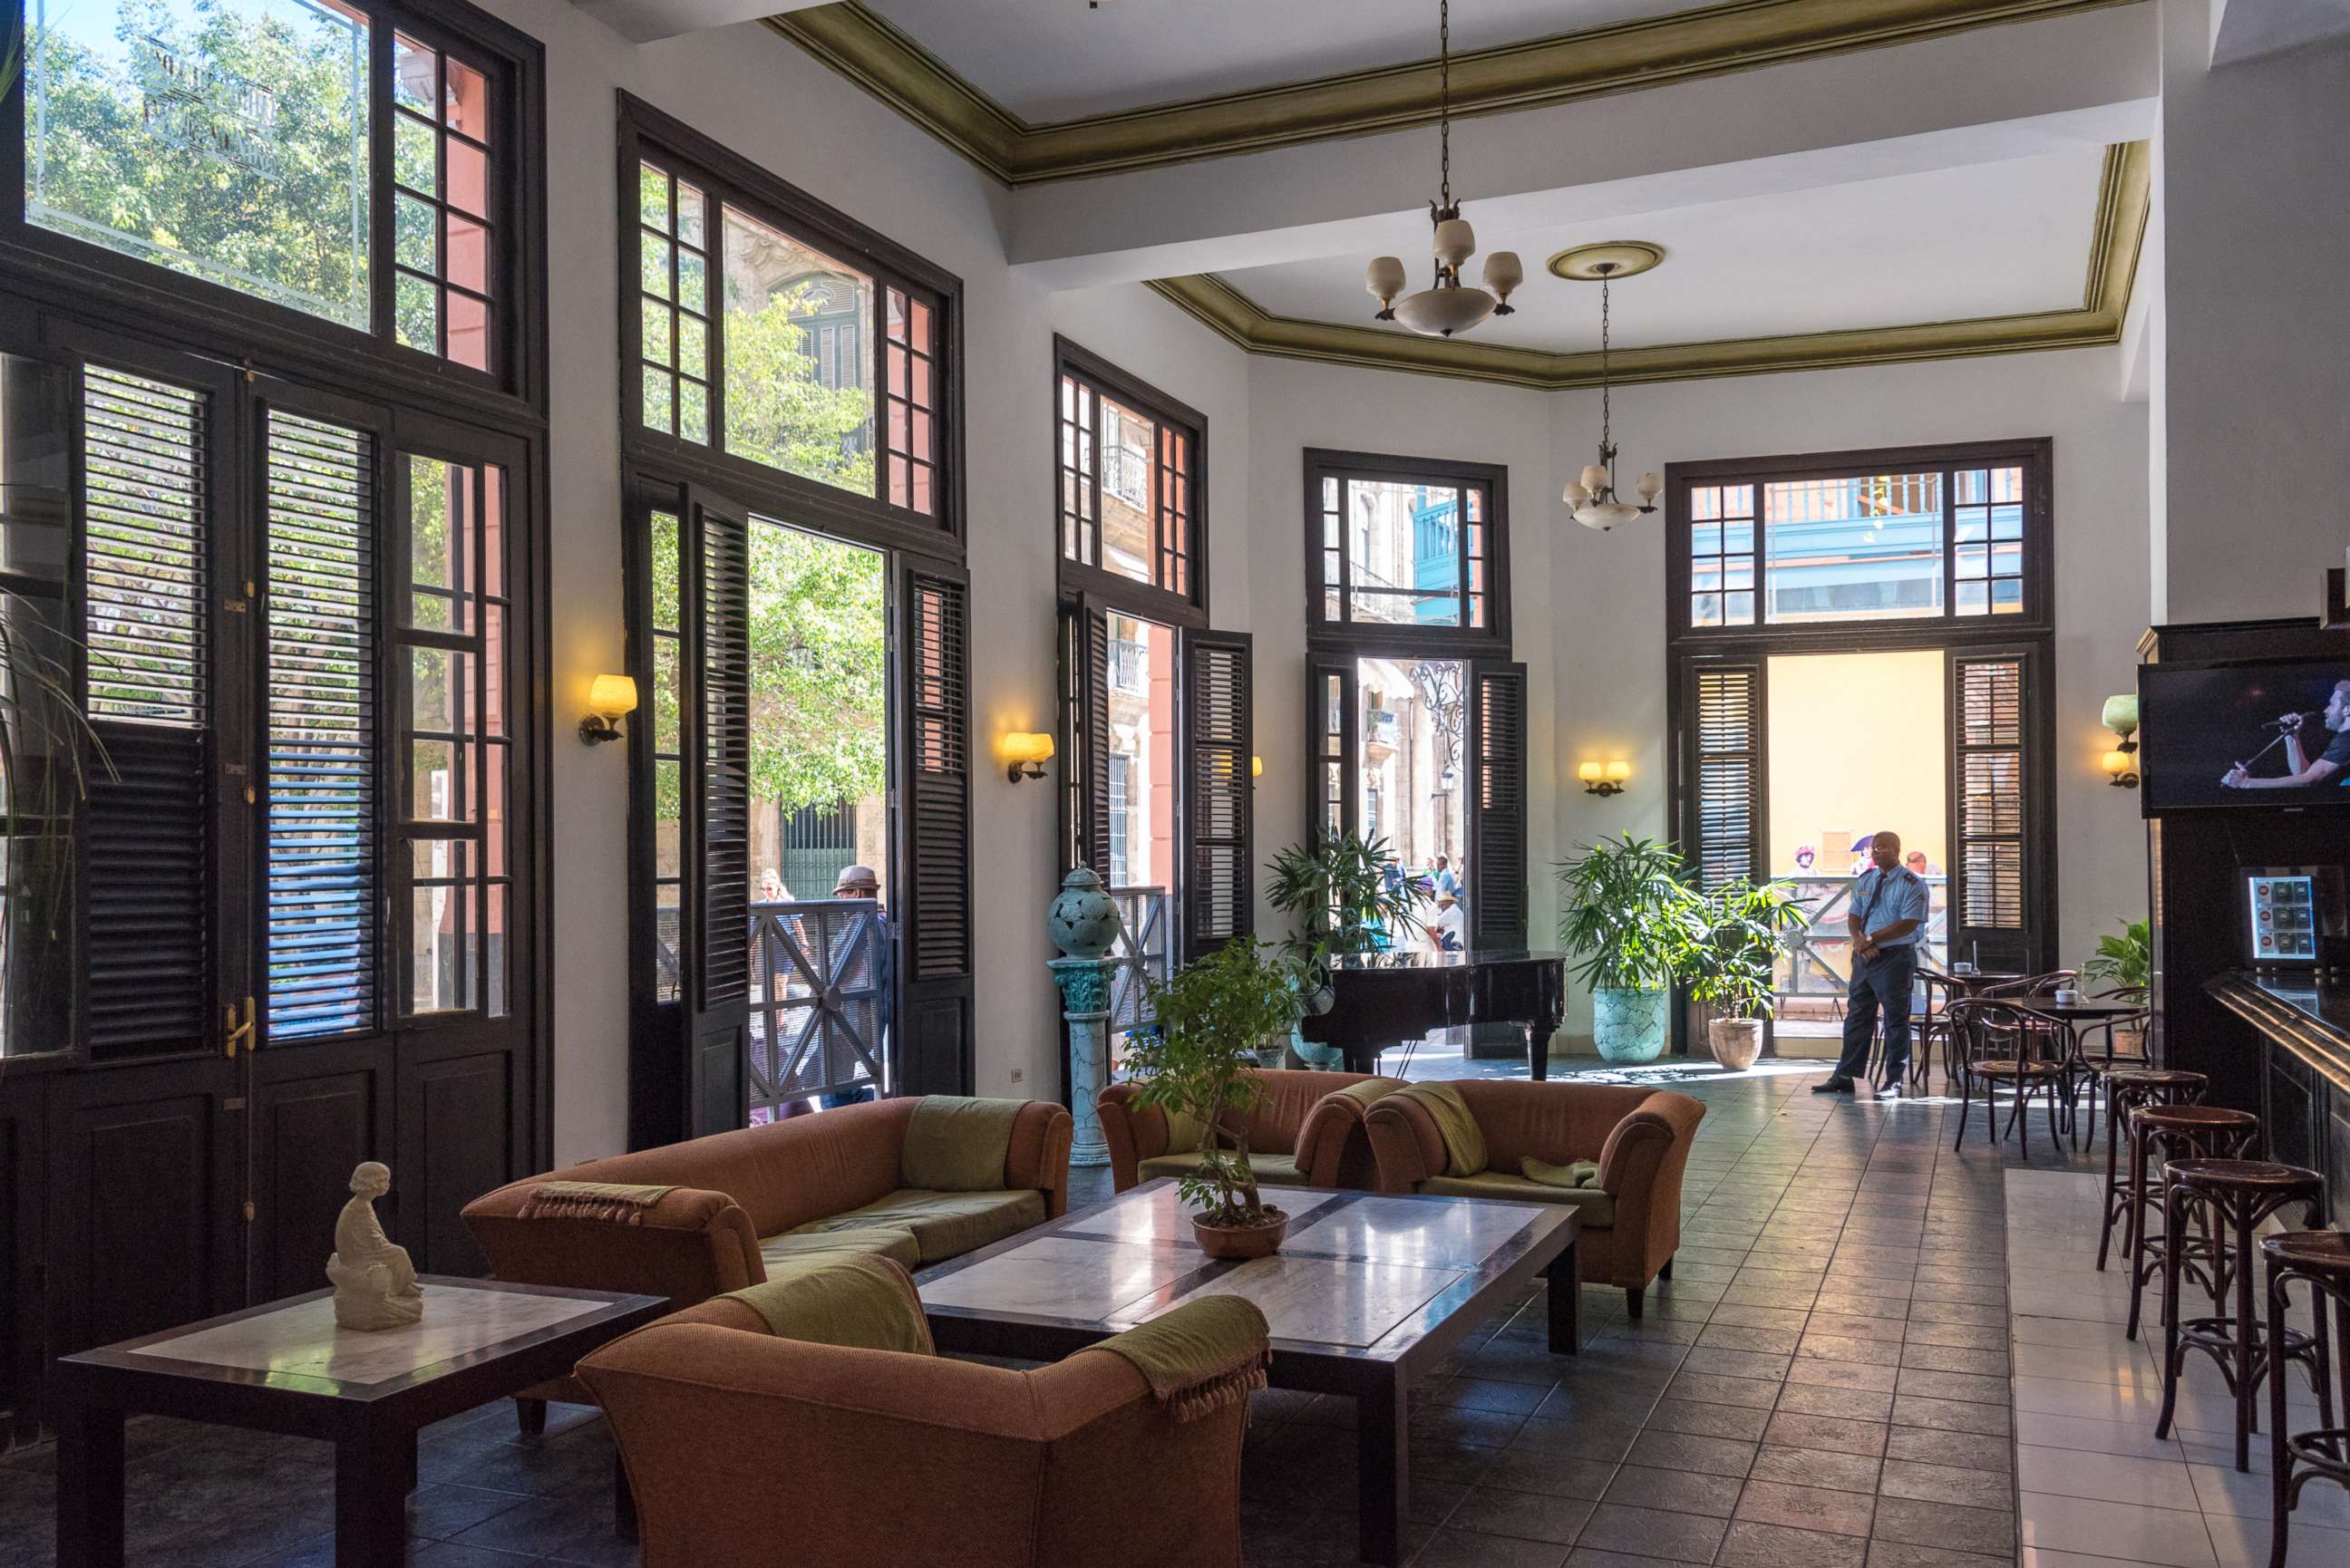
[769,0,2139,187]
[1143,142,2149,391]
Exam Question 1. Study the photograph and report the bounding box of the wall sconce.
[578,673,637,745]
[1002,731,1054,782]
[2101,693,2139,789]
[1579,760,1630,797]
[1250,756,1264,779]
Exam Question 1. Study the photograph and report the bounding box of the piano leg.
[1530,1015,1558,1082]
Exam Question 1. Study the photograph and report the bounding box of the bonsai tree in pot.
[1267,831,1424,1063]
[1557,835,1702,1063]
[1126,938,1310,1259]
[1685,877,1810,1070]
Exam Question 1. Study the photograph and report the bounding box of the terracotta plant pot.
[1193,1207,1288,1260]
[1707,1015,1765,1071]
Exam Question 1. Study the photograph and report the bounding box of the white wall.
[2154,0,2350,622]
[483,0,2154,1157]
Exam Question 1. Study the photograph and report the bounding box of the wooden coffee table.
[51,1277,668,1568]
[915,1181,1580,1566]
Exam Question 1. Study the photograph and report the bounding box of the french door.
[15,326,540,1363]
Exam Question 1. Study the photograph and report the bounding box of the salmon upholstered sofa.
[577,1256,1261,1568]
[463,1095,1070,1417]
[1096,1068,1402,1192]
[1364,1080,1704,1316]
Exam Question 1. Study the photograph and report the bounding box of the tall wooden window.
[1302,449,1522,948]
[1056,338,1204,616]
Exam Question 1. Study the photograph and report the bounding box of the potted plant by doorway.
[1126,939,1310,1259]
[1557,835,1701,1063]
[1685,877,1811,1070]
[1267,831,1426,1064]
[2080,917,2151,1051]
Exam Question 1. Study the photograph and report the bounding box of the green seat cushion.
[790,1187,1046,1263]
[722,1255,932,1354]
[902,1096,1027,1191]
[1137,1150,1306,1187]
[758,1225,923,1280]
[1419,1172,1616,1227]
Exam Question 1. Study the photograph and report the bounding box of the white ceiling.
[1214,149,2109,353]
[864,0,1706,122]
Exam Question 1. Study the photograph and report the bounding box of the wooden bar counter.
[2207,971,2350,1222]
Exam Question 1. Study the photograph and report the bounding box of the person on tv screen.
[2222,679,2350,789]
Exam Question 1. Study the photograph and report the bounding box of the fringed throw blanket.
[516,1180,677,1224]
[1092,1294,1271,1423]
[1392,1082,1490,1176]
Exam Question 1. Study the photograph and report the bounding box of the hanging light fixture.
[1366,0,1522,338]
[1552,241,1666,532]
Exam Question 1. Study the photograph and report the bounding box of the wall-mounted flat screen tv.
[2139,656,2350,813]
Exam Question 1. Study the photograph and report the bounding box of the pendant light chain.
[1599,271,1613,453]
[1437,0,1452,209]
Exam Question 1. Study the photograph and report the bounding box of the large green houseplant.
[1267,831,1426,960]
[1557,835,1702,1063]
[1125,939,1311,1258]
[1685,877,1810,1069]
[2080,918,2151,992]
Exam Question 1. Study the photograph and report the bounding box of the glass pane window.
[638,161,711,444]
[1762,472,1943,624]
[396,453,509,1016]
[1058,375,1096,566]
[1055,362,1202,604]
[1097,395,1156,584]
[1343,479,1462,628]
[721,207,874,495]
[1953,465,2026,616]
[1686,483,1755,628]
[389,34,495,371]
[647,508,683,1002]
[883,289,937,515]
[26,0,374,331]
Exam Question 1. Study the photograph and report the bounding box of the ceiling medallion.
[1365,0,1522,338]
[1558,246,1665,532]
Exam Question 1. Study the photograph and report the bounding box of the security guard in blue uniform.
[1815,830,1929,1098]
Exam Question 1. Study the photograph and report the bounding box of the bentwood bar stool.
[2152,1159,2326,1471]
[2096,1069,2207,1273]
[2124,1103,2260,1343]
[2264,1230,2350,1568]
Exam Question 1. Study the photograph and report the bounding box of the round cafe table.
[2008,992,2152,1146]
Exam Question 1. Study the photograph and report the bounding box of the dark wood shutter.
[1949,650,2035,973]
[1308,653,1357,845]
[898,561,974,1096]
[685,489,750,1135]
[1467,660,1528,950]
[1076,598,1112,879]
[1181,629,1252,960]
[1686,658,1765,891]
[80,365,214,1059]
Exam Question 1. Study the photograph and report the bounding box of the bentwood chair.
[1948,999,2064,1153]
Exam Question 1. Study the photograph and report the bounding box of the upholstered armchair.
[1364,1080,1704,1316]
[578,1258,1261,1568]
[1097,1067,1400,1192]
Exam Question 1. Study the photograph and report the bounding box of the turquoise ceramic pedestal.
[1592,988,1669,1063]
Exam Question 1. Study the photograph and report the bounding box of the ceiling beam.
[1002,5,2153,291]
[769,0,2143,186]
[2209,0,2350,67]
[575,0,831,45]
[1142,142,2149,392]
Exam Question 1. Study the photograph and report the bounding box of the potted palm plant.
[1267,831,1424,1064]
[1126,939,1310,1259]
[1685,877,1810,1070]
[2081,917,2151,1053]
[1557,835,1701,1063]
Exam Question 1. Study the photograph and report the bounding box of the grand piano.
[1297,950,1568,1079]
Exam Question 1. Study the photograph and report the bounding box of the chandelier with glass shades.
[1555,242,1665,531]
[1365,0,1522,338]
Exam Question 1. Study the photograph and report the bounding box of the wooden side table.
[52,1277,666,1568]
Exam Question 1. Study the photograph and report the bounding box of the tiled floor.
[1,1062,2341,1567]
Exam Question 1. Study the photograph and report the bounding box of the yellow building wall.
[1765,650,1947,874]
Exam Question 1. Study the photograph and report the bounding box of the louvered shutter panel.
[1181,628,1252,960]
[1467,660,1528,950]
[263,411,376,1040]
[1689,661,1764,892]
[899,562,974,1095]
[81,366,213,1058]
[685,491,750,1134]
[1950,652,2033,972]
[1077,599,1112,880]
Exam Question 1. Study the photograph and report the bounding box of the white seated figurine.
[326,1162,423,1331]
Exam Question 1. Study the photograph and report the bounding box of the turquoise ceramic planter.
[1592,988,1670,1062]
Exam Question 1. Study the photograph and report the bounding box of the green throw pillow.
[902,1096,1025,1192]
